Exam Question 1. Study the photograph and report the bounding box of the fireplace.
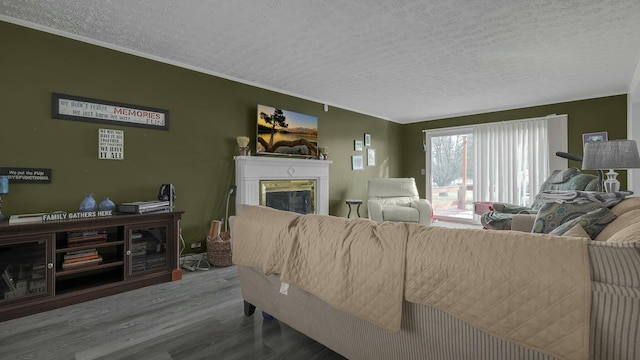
[235,156,331,215]
[261,179,315,214]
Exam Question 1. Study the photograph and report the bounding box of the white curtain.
[473,117,549,207]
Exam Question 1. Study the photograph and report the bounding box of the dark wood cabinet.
[0,210,183,321]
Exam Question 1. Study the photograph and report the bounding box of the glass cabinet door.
[0,236,51,302]
[127,225,168,276]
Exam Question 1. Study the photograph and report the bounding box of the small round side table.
[345,199,363,218]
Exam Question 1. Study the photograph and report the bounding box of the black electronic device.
[158,184,175,210]
[158,184,176,202]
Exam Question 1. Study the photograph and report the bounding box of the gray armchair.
[367,178,432,225]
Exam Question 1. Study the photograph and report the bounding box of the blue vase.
[79,194,97,212]
[98,197,116,211]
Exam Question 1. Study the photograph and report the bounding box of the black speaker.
[158,184,176,202]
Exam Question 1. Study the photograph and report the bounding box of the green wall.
[402,95,628,196]
[0,21,402,251]
[0,20,629,249]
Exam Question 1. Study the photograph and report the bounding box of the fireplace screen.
[260,179,316,214]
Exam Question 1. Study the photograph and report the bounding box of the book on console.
[67,229,106,238]
[8,213,46,225]
[64,255,100,264]
[65,248,98,256]
[67,233,108,243]
[118,201,171,214]
[61,257,103,269]
[9,211,67,225]
[64,249,99,260]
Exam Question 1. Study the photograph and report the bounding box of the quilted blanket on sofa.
[404,225,590,360]
[232,205,408,332]
[279,214,408,332]
[231,205,301,275]
[232,205,591,360]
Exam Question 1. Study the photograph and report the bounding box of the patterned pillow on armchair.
[549,207,617,239]
[532,201,603,234]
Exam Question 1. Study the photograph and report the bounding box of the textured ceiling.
[1,0,640,123]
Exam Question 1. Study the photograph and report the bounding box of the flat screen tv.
[257,104,318,158]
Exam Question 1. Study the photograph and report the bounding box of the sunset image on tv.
[257,104,318,157]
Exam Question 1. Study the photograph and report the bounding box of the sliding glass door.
[424,115,561,225]
[425,129,474,223]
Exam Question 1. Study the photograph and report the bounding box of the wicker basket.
[207,231,232,267]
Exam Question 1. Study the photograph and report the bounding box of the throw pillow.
[606,220,640,243]
[546,168,580,184]
[595,208,640,241]
[560,224,591,239]
[549,207,617,239]
[532,201,602,234]
[609,197,640,216]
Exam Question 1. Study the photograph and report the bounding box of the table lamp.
[0,175,8,221]
[582,139,640,192]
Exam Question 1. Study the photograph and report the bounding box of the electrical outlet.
[191,242,202,249]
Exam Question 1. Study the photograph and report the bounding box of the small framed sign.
[352,155,364,170]
[99,129,124,160]
[364,133,371,146]
[582,131,608,146]
[0,167,52,184]
[52,93,169,130]
[367,149,376,166]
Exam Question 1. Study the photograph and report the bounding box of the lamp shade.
[582,140,640,170]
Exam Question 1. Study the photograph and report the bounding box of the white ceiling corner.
[1,0,640,123]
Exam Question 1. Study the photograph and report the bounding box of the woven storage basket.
[207,232,232,267]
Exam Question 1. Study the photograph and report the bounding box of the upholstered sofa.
[231,202,640,360]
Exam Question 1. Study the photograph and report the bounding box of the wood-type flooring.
[0,266,346,360]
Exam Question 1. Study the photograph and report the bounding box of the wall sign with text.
[0,167,52,184]
[99,129,124,160]
[52,93,169,130]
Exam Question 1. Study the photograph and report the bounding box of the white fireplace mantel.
[234,156,332,215]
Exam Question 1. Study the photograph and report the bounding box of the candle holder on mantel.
[318,146,329,160]
[0,175,9,221]
[237,136,250,156]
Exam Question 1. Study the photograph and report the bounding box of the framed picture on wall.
[367,149,375,166]
[364,133,371,146]
[52,93,170,130]
[582,131,608,146]
[354,140,363,151]
[352,155,364,170]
